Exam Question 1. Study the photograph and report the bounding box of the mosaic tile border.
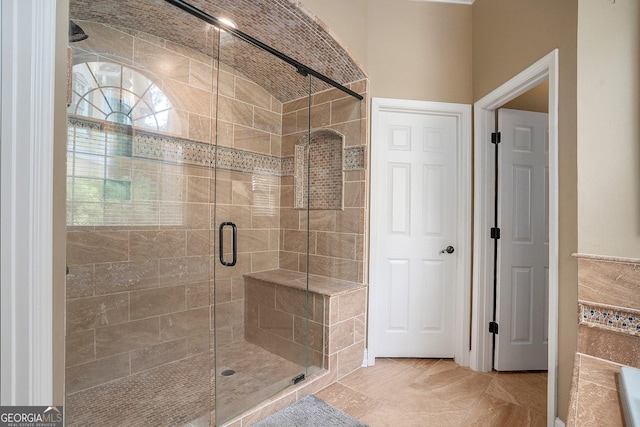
[282,157,295,176]
[216,146,282,176]
[69,118,365,175]
[579,303,640,336]
[69,116,134,135]
[344,146,366,171]
[135,131,214,168]
[68,116,102,131]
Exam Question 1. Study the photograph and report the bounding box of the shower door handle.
[219,222,237,267]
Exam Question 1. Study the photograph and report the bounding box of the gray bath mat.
[252,395,368,427]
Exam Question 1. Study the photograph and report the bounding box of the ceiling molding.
[411,0,475,5]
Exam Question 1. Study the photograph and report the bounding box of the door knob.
[440,245,455,254]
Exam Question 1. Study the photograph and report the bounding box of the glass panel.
[305,74,364,374]
[65,2,213,426]
[213,29,313,425]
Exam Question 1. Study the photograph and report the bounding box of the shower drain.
[221,369,236,377]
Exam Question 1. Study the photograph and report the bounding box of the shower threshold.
[215,340,313,423]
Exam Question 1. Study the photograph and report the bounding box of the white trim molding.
[1,0,57,404]
[470,49,559,425]
[368,97,472,368]
[410,0,475,5]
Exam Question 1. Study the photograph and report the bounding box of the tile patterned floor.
[315,358,547,427]
[64,353,545,426]
[65,354,211,427]
[215,341,307,423]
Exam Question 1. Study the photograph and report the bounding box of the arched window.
[67,62,179,226]
[68,61,175,130]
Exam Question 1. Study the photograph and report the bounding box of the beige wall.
[297,0,369,73]
[367,0,472,103]
[302,0,473,104]
[501,81,549,113]
[474,0,578,422]
[577,0,640,257]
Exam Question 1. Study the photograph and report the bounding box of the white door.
[495,108,549,371]
[372,108,458,358]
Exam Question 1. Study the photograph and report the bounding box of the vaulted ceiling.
[69,0,367,102]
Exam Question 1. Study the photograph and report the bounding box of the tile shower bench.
[242,268,367,394]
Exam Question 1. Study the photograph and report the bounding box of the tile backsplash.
[575,254,640,366]
[567,253,640,426]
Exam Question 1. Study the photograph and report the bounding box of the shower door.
[213,28,319,425]
[65,2,215,425]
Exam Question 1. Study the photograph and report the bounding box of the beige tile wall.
[213,64,284,348]
[65,23,218,407]
[62,220,195,380]
[65,163,213,395]
[65,20,369,426]
[280,81,368,283]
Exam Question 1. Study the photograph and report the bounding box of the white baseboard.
[555,417,565,427]
[361,349,369,367]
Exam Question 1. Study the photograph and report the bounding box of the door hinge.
[490,227,501,239]
[491,132,501,144]
[489,321,499,334]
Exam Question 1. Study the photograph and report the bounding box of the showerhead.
[69,20,88,43]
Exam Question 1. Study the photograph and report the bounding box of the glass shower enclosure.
[65,0,363,425]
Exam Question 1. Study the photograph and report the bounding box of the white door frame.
[470,50,559,425]
[368,97,472,368]
[1,0,57,404]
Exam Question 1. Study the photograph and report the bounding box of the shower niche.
[65,1,367,426]
[294,130,344,210]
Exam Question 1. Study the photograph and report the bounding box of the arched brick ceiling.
[69,0,366,102]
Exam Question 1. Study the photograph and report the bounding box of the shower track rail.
[164,0,364,101]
